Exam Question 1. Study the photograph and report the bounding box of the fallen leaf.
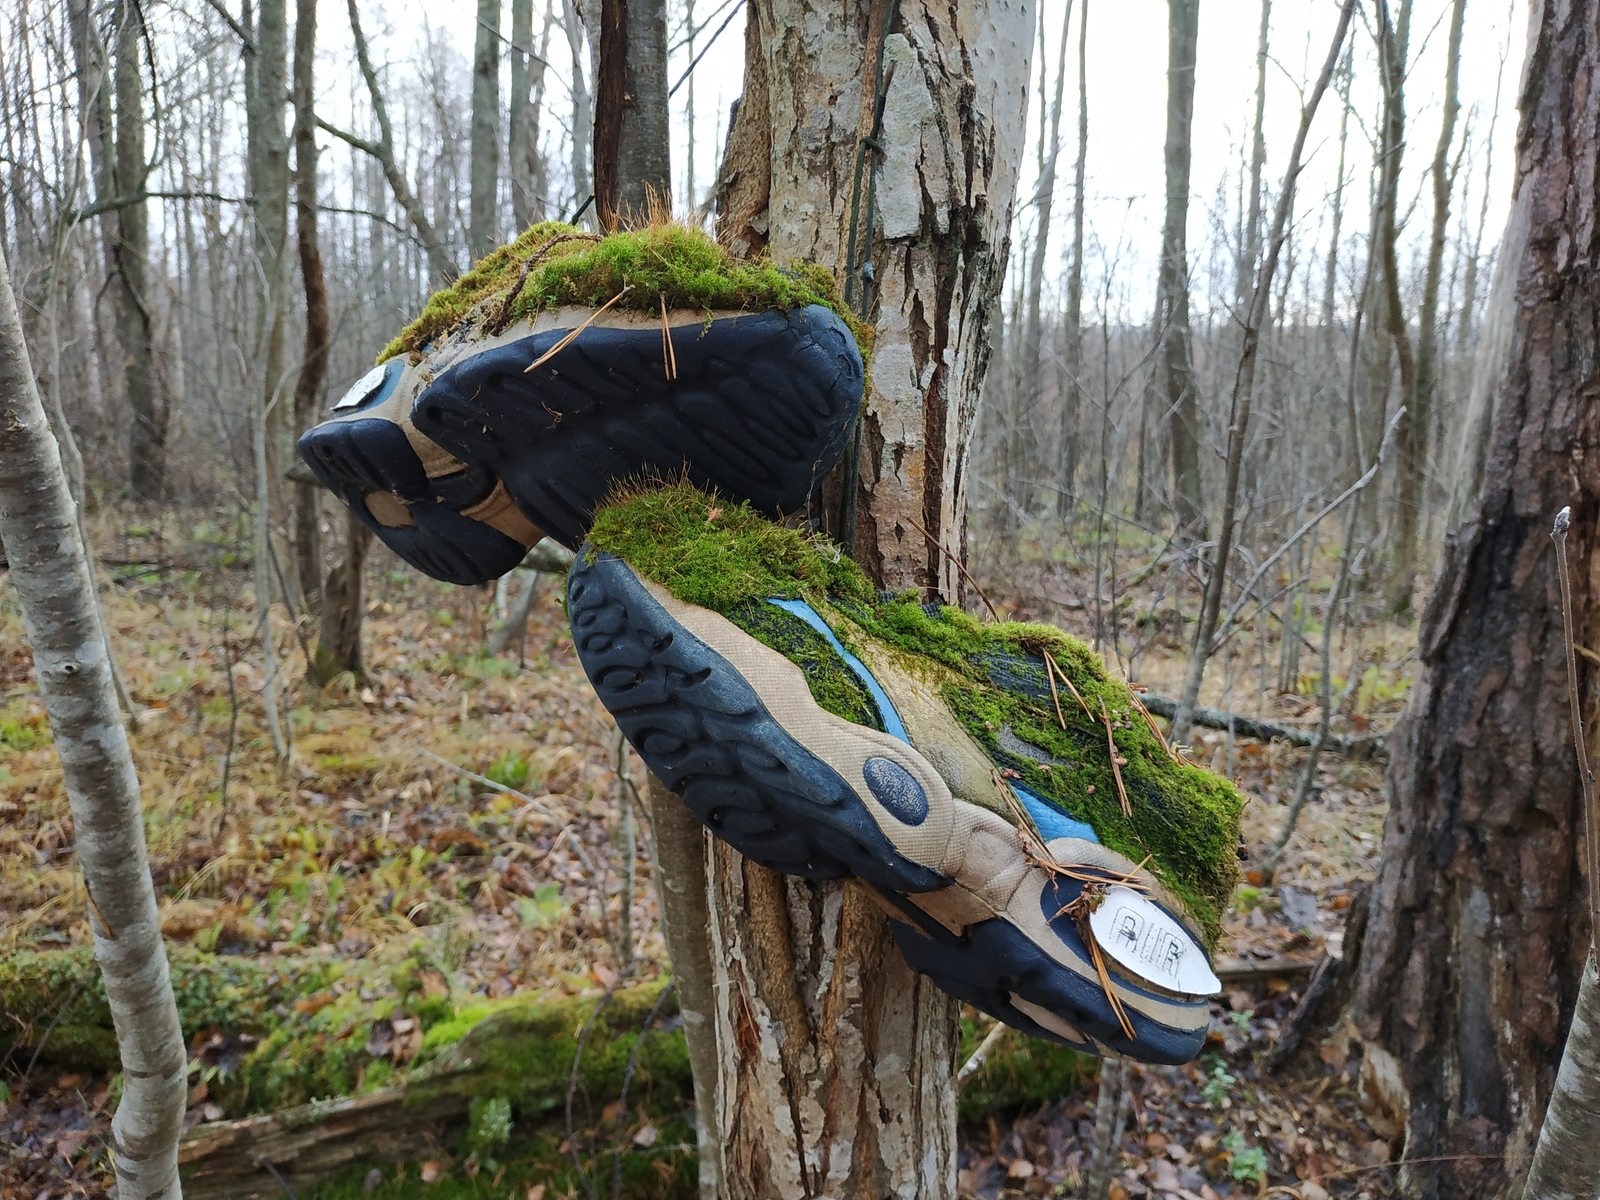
[1108,1182,1130,1200]
[1006,1158,1035,1180]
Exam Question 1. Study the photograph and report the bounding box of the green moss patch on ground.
[588,482,1243,943]
[956,1017,1097,1126]
[379,222,866,363]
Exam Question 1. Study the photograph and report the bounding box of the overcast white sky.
[336,0,1525,315]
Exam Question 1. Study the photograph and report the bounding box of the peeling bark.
[1352,5,1600,1194]
[691,3,1033,1196]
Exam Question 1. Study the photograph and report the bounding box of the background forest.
[0,0,1573,1198]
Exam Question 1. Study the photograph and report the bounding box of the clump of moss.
[841,596,1242,943]
[588,482,1243,944]
[586,480,874,612]
[379,221,868,364]
[724,599,884,730]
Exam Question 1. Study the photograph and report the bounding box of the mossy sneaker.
[565,483,1244,1064]
[300,223,865,586]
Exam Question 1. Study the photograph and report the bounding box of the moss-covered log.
[178,981,691,1199]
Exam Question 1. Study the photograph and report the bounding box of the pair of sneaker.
[300,232,1240,1065]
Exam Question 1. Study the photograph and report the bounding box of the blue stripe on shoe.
[1013,783,1100,844]
[765,598,910,744]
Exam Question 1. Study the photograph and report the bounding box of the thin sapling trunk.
[1522,508,1600,1197]
[0,248,186,1199]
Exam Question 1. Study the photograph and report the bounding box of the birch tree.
[0,247,186,1198]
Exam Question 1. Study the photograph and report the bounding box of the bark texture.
[593,0,670,228]
[292,0,327,612]
[1389,0,1464,615]
[1352,5,1600,1193]
[1157,0,1203,536]
[692,3,1033,1196]
[113,0,163,499]
[1522,955,1600,1198]
[313,514,372,683]
[470,0,503,259]
[0,248,186,1197]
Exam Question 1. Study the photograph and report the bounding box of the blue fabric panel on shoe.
[863,757,929,826]
[1014,783,1100,844]
[765,598,909,744]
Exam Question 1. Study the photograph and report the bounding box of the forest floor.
[0,508,1415,1200]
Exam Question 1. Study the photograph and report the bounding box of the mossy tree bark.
[1350,4,1600,1194]
[0,250,187,1197]
[691,3,1032,1196]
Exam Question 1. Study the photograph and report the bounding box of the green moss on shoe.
[835,596,1244,944]
[724,600,884,731]
[586,481,875,612]
[587,482,1243,944]
[378,222,868,364]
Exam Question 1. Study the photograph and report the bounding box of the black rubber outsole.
[888,880,1210,1064]
[298,418,530,586]
[567,550,944,893]
[413,305,862,549]
[566,550,1211,1064]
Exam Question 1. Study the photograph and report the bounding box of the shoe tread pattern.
[413,305,861,548]
[888,893,1207,1063]
[297,419,526,585]
[566,551,944,894]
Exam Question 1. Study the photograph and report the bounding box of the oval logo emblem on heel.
[862,757,928,826]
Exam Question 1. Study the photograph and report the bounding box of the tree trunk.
[1350,6,1600,1193]
[312,514,372,683]
[470,0,503,259]
[562,0,593,213]
[1057,0,1088,520]
[593,0,670,228]
[292,0,327,615]
[0,248,186,1199]
[1236,0,1269,310]
[1157,0,1203,537]
[508,0,540,228]
[1388,0,1463,616]
[1016,0,1071,527]
[1375,0,1417,615]
[1168,0,1356,747]
[324,0,459,284]
[113,0,163,499]
[684,4,1031,1196]
[66,0,117,290]
[1523,955,1600,1198]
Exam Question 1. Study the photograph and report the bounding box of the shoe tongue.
[1089,885,1221,997]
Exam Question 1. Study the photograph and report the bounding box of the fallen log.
[1136,693,1387,758]
[178,981,689,1199]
